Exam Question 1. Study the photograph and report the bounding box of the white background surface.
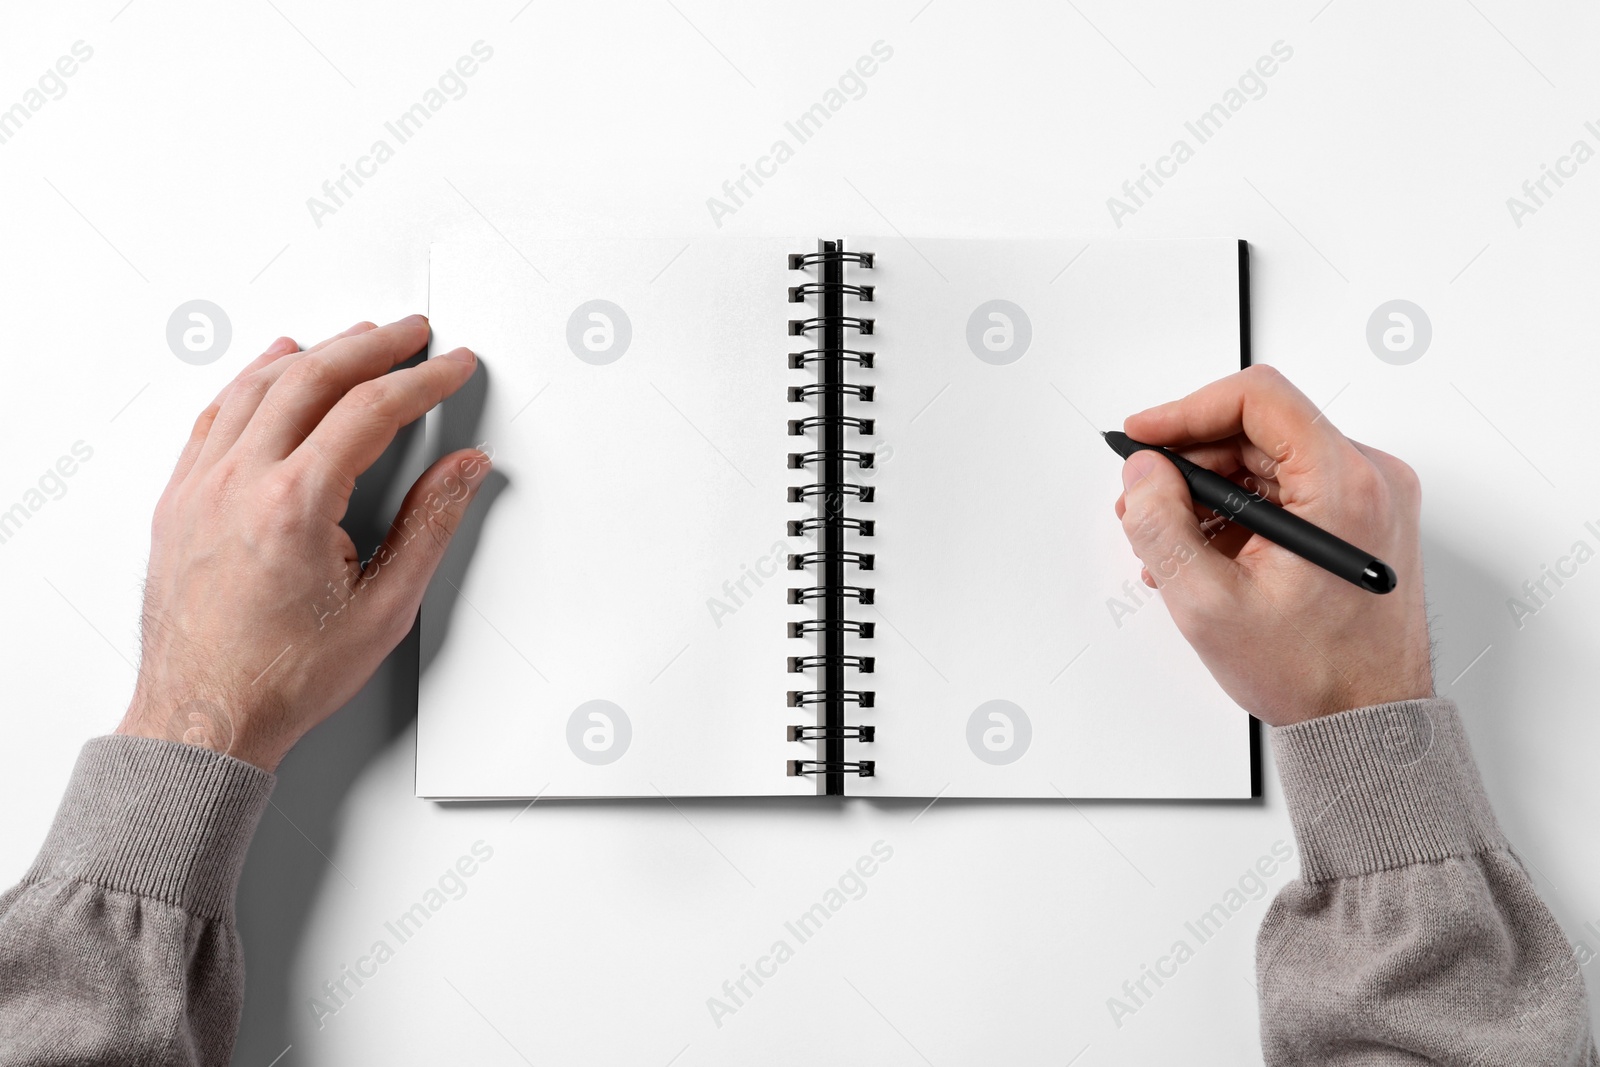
[3,1,1599,1063]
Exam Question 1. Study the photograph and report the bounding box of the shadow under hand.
[1420,532,1600,1017]
[232,349,496,1063]
[1420,533,1520,815]
[418,351,500,674]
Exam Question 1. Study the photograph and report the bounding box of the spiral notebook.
[417,236,1257,799]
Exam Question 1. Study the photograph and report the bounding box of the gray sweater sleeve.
[0,735,274,1067]
[3,705,1594,1063]
[1258,697,1598,1064]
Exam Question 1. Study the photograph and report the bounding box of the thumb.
[1118,450,1235,605]
[363,448,492,618]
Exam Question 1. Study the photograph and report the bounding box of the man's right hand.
[1113,365,1434,727]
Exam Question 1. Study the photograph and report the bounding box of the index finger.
[241,314,432,460]
[1122,365,1357,482]
[290,348,479,511]
[165,335,299,490]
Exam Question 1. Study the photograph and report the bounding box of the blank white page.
[419,239,815,798]
[848,237,1254,799]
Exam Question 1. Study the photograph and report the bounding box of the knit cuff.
[1271,697,1505,883]
[24,735,276,921]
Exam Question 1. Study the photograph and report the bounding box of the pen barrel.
[1185,468,1380,588]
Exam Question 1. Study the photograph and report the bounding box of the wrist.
[118,689,286,772]
[1273,646,1434,727]
[1320,655,1435,723]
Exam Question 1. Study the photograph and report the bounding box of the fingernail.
[266,336,298,355]
[440,347,476,364]
[1122,451,1161,491]
[396,313,428,328]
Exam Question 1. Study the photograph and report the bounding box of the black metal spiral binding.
[788,586,873,605]
[789,350,874,369]
[788,619,875,638]
[789,449,875,469]
[788,759,876,777]
[787,483,875,504]
[789,283,875,302]
[788,689,874,707]
[788,516,875,537]
[788,383,875,402]
[787,654,874,672]
[788,414,875,435]
[788,250,875,268]
[786,239,877,794]
[790,316,875,337]
[787,725,875,742]
[788,551,874,571]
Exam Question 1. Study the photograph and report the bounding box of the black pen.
[1104,431,1397,594]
